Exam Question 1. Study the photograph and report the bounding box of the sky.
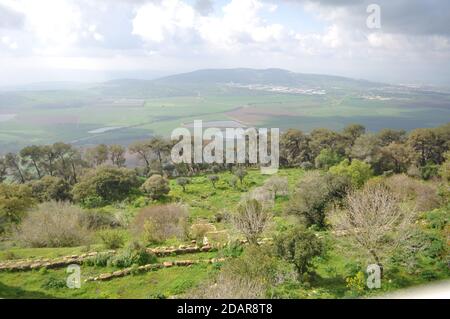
[0,0,449,86]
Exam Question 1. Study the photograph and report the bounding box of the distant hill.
[92,68,388,98]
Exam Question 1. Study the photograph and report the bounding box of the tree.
[329,159,373,188]
[263,176,289,197]
[407,128,447,166]
[331,184,416,275]
[148,137,171,167]
[233,167,247,185]
[20,145,45,179]
[275,227,324,279]
[85,144,109,167]
[232,199,270,244]
[4,153,26,183]
[40,145,58,177]
[72,166,139,205]
[280,129,312,166]
[315,149,343,170]
[342,124,366,143]
[28,176,72,202]
[287,172,351,228]
[0,183,35,231]
[379,142,414,174]
[52,142,84,184]
[310,128,346,159]
[141,174,170,200]
[0,157,7,183]
[109,144,126,167]
[129,141,152,175]
[208,175,219,189]
[377,129,406,146]
[440,151,450,183]
[350,133,381,172]
[176,177,190,192]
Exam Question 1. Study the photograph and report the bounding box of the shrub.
[329,159,373,188]
[80,210,118,230]
[109,243,157,268]
[315,149,343,170]
[232,199,271,244]
[233,167,248,185]
[0,183,35,231]
[28,176,72,202]
[275,227,324,279]
[141,175,170,199]
[190,223,216,242]
[384,174,441,212]
[208,175,220,188]
[98,229,126,249]
[41,277,67,290]
[263,176,289,196]
[73,166,139,205]
[176,177,190,192]
[15,201,91,248]
[132,204,188,244]
[85,252,112,267]
[286,172,351,228]
[190,245,280,299]
[346,271,366,295]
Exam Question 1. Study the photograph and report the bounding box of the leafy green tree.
[350,134,381,172]
[287,172,351,228]
[407,128,447,166]
[148,137,172,167]
[72,166,139,205]
[176,177,191,192]
[129,140,153,175]
[275,227,324,279]
[0,157,7,183]
[141,174,170,199]
[0,183,35,231]
[85,144,109,167]
[109,144,126,167]
[310,128,346,159]
[280,129,312,166]
[315,149,343,170]
[440,151,450,183]
[377,129,406,146]
[329,159,373,188]
[52,142,84,184]
[4,153,26,183]
[20,145,45,179]
[28,176,72,202]
[379,142,414,174]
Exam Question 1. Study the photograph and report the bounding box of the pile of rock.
[147,244,213,257]
[0,251,116,272]
[85,258,226,282]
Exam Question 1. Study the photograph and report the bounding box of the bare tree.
[331,184,416,275]
[232,199,271,244]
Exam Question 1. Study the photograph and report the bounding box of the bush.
[141,175,170,199]
[275,227,324,279]
[190,223,216,242]
[73,166,139,206]
[85,252,112,267]
[132,204,188,244]
[384,174,441,212]
[232,199,271,244]
[315,149,343,170]
[109,243,157,268]
[0,183,35,231]
[329,159,373,188]
[28,176,72,202]
[15,202,91,248]
[263,176,289,196]
[208,175,220,188]
[176,177,191,192]
[98,229,126,249]
[81,210,118,230]
[286,172,351,228]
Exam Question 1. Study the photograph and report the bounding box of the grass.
[0,168,448,299]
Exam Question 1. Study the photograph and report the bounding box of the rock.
[99,273,113,281]
[163,261,173,268]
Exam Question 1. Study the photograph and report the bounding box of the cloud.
[194,0,214,16]
[0,3,24,28]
